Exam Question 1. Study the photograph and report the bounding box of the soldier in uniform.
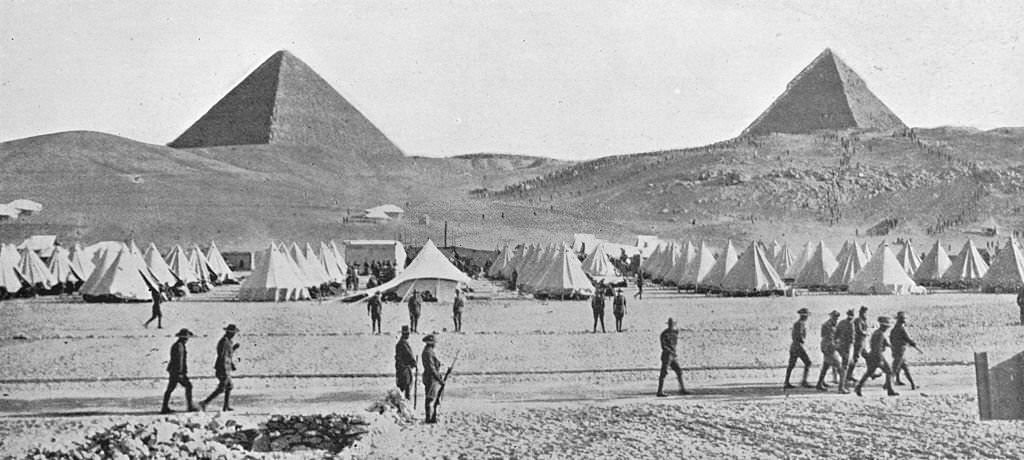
[200,324,240,411]
[452,290,465,333]
[395,325,417,399]
[367,292,383,334]
[161,328,197,413]
[890,311,920,390]
[846,306,870,381]
[656,318,690,396]
[783,308,813,389]
[591,290,606,333]
[854,316,898,397]
[613,288,627,332]
[408,290,422,333]
[835,309,855,383]
[421,334,443,423]
[144,288,163,329]
[815,310,847,393]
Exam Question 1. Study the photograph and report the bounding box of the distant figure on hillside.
[161,328,197,414]
[783,308,813,389]
[1017,287,1024,326]
[452,290,465,333]
[591,290,606,333]
[408,290,422,333]
[890,312,921,390]
[613,288,627,332]
[634,273,644,300]
[144,289,163,329]
[656,318,689,397]
[368,292,383,334]
[200,324,240,412]
[854,317,898,397]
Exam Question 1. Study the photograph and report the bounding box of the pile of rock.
[366,389,417,424]
[24,417,244,459]
[246,414,370,454]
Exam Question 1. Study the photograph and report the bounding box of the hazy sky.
[2,1,1022,159]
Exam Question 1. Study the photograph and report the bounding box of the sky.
[1,1,1022,160]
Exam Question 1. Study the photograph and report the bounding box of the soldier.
[591,290,606,333]
[613,288,627,332]
[367,292,383,334]
[816,310,847,393]
[633,273,644,300]
[846,306,870,381]
[783,308,813,389]
[395,325,417,399]
[835,309,855,383]
[408,290,422,333]
[656,318,690,396]
[421,334,443,423]
[1017,286,1024,326]
[890,311,921,390]
[161,328,197,413]
[855,316,898,397]
[144,288,163,329]
[452,290,465,333]
[199,324,240,412]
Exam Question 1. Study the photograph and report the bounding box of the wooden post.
[975,352,992,420]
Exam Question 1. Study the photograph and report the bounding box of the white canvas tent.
[848,244,921,295]
[981,237,1024,292]
[352,240,473,303]
[487,245,515,279]
[18,247,57,290]
[702,240,739,289]
[720,241,787,295]
[48,247,83,285]
[896,243,922,277]
[680,241,716,289]
[665,241,696,286]
[205,241,236,282]
[828,241,869,288]
[143,243,178,287]
[80,246,157,302]
[942,239,989,284]
[773,244,796,279]
[796,241,838,288]
[914,240,952,284]
[237,244,311,301]
[581,243,623,283]
[785,241,815,280]
[70,243,94,281]
[0,248,23,293]
[166,245,198,284]
[527,245,595,298]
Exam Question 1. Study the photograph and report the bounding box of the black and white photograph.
[2,1,1024,458]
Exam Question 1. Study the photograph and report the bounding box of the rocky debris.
[366,389,417,424]
[23,416,245,459]
[21,413,373,459]
[249,414,370,454]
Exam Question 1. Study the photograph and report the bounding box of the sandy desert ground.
[2,284,1024,458]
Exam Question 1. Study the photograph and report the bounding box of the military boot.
[799,367,813,388]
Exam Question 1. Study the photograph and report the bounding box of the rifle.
[413,356,419,409]
[432,350,460,415]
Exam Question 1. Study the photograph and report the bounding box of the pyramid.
[169,50,404,160]
[741,49,906,136]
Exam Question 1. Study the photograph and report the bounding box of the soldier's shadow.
[615,383,826,402]
[2,409,171,418]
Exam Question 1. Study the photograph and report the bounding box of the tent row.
[487,242,596,298]
[238,241,349,301]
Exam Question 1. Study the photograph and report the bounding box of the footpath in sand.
[2,286,1024,458]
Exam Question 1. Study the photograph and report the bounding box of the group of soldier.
[160,324,240,414]
[394,325,452,423]
[590,283,629,333]
[367,288,467,335]
[785,306,920,396]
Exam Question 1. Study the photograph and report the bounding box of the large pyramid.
[169,50,404,159]
[741,48,906,136]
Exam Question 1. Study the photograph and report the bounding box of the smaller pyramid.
[742,49,906,136]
